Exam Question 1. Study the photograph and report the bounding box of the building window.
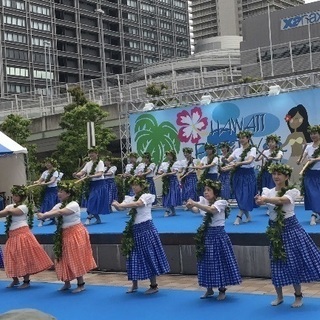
[159,0,171,4]
[142,16,156,26]
[176,25,187,34]
[125,40,140,49]
[159,8,171,17]
[126,0,137,7]
[144,43,156,52]
[4,32,27,43]
[141,3,155,13]
[143,30,155,39]
[2,0,25,10]
[127,13,137,21]
[31,21,51,31]
[130,54,141,62]
[6,49,28,60]
[162,47,174,55]
[6,66,29,77]
[173,0,185,9]
[30,4,50,15]
[4,15,26,27]
[32,37,52,47]
[34,70,53,79]
[160,21,172,30]
[7,83,30,93]
[144,56,157,64]
[173,12,186,21]
[161,34,172,43]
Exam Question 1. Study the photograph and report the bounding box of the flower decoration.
[268,163,292,177]
[284,114,292,122]
[176,107,208,144]
[307,125,320,134]
[237,130,253,138]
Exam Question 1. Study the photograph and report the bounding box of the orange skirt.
[4,226,53,278]
[55,223,97,282]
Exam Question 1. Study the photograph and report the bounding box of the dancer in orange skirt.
[37,182,97,293]
[0,185,53,289]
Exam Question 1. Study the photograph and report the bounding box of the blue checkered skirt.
[105,179,118,207]
[304,170,320,213]
[219,171,231,200]
[40,187,59,212]
[87,180,110,215]
[270,215,320,287]
[146,177,157,205]
[232,168,257,211]
[127,220,170,280]
[262,171,275,189]
[198,226,242,288]
[162,175,182,207]
[182,173,198,202]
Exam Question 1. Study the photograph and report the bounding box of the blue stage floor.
[0,205,317,236]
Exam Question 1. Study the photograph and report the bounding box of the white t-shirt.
[262,149,283,162]
[51,201,81,228]
[104,166,117,179]
[262,188,300,221]
[125,163,140,175]
[231,146,256,168]
[200,156,219,174]
[198,197,228,227]
[123,193,155,224]
[41,170,59,187]
[158,161,180,173]
[6,204,28,230]
[82,160,104,181]
[305,144,320,170]
[144,163,156,178]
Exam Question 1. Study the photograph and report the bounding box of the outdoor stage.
[0,205,319,278]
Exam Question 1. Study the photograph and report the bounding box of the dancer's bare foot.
[59,282,71,291]
[310,214,317,226]
[126,285,138,293]
[72,283,85,293]
[244,214,251,223]
[7,279,19,288]
[233,215,242,225]
[291,293,303,308]
[217,288,226,301]
[200,289,214,299]
[18,280,30,289]
[271,297,283,306]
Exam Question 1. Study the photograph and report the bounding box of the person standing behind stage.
[297,125,320,226]
[112,177,170,295]
[34,158,59,227]
[186,179,241,300]
[180,147,198,204]
[135,152,157,204]
[1,185,53,289]
[73,147,108,225]
[255,163,320,308]
[37,182,97,293]
[103,156,118,212]
[194,143,219,197]
[256,135,283,192]
[218,142,233,200]
[123,152,139,196]
[224,130,257,225]
[157,150,182,217]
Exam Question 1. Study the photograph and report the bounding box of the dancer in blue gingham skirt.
[255,163,320,308]
[186,179,241,300]
[103,156,118,211]
[112,177,170,295]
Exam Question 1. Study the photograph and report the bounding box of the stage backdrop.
[129,87,320,183]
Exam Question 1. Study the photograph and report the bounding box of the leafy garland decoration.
[121,190,144,257]
[162,161,173,196]
[123,162,139,197]
[194,199,231,260]
[181,157,194,182]
[300,145,320,195]
[82,159,99,200]
[266,186,295,261]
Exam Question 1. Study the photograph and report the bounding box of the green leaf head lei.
[237,130,253,139]
[53,181,77,261]
[121,177,149,257]
[307,125,320,134]
[165,149,177,161]
[194,179,230,260]
[218,142,231,151]
[142,152,152,162]
[204,143,216,153]
[128,152,139,159]
[182,147,193,154]
[43,157,58,169]
[266,134,281,144]
[266,163,293,261]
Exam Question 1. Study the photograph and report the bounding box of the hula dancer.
[1,185,53,289]
[256,135,283,192]
[122,152,140,196]
[73,147,109,225]
[224,130,257,225]
[180,147,198,203]
[34,158,60,227]
[218,142,232,200]
[255,164,320,308]
[157,150,182,217]
[104,156,118,212]
[112,177,170,294]
[136,152,157,204]
[186,180,241,300]
[298,125,320,226]
[37,182,97,293]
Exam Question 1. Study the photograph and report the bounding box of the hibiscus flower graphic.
[176,107,208,143]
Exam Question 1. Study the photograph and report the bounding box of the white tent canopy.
[0,131,28,201]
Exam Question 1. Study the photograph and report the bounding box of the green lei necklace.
[266,186,294,261]
[181,157,194,181]
[197,154,215,194]
[219,152,231,171]
[5,201,34,237]
[123,162,139,197]
[300,144,320,195]
[82,159,99,200]
[162,161,173,196]
[53,200,70,261]
[121,191,144,257]
[194,199,231,260]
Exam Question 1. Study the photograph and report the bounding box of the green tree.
[54,87,116,178]
[0,114,39,180]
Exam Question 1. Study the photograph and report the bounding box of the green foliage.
[146,83,168,97]
[55,88,116,178]
[134,114,180,164]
